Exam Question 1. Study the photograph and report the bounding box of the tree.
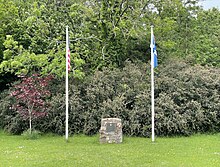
[10,74,52,133]
[191,8,220,67]
[0,0,86,78]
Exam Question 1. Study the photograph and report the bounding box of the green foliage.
[0,0,86,78]
[0,0,220,137]
[155,59,220,136]
[78,60,220,137]
[22,129,41,140]
[0,0,219,82]
[34,93,66,135]
[78,61,150,136]
[1,60,220,136]
[73,60,219,137]
[0,90,12,129]
[0,90,28,134]
[191,8,220,67]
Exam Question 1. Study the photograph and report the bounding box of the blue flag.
[151,34,158,68]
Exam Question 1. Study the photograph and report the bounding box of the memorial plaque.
[106,123,116,133]
[99,118,122,144]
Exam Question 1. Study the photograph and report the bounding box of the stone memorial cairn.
[99,118,122,144]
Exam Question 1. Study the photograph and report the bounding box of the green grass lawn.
[1,131,220,167]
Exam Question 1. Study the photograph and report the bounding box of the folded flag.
[67,48,70,71]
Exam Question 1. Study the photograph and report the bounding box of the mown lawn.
[0,131,220,167]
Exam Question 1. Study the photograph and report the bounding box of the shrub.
[0,90,27,134]
[22,129,41,140]
[0,90,11,129]
[155,59,220,136]
[78,60,220,136]
[79,61,151,136]
[1,60,220,137]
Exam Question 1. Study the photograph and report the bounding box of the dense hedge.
[1,60,220,136]
[157,60,220,135]
[0,90,28,134]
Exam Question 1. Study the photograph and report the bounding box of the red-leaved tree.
[10,74,52,133]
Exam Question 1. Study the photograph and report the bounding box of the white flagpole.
[150,25,155,142]
[65,26,69,141]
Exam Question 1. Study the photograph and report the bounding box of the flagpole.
[65,26,69,141]
[150,25,155,142]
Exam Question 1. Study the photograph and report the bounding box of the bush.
[78,60,220,136]
[79,61,151,136]
[155,59,220,136]
[0,90,10,129]
[1,60,220,137]
[22,129,41,140]
[0,90,29,134]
